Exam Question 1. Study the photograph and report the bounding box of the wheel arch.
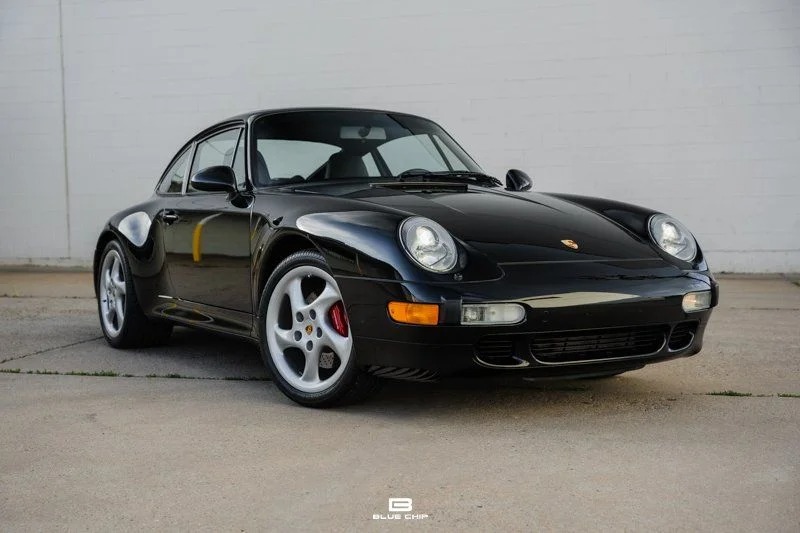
[93,228,121,295]
[253,231,320,313]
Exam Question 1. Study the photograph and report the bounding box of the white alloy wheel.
[99,249,127,337]
[264,264,353,393]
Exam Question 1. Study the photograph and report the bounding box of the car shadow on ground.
[142,328,689,416]
[346,374,692,420]
[127,326,268,379]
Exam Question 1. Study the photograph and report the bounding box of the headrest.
[325,152,368,180]
[256,151,270,185]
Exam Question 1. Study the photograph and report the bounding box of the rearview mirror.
[505,169,532,192]
[190,166,236,193]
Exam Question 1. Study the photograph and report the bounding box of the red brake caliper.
[328,301,349,337]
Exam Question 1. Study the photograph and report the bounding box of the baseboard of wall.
[0,258,92,272]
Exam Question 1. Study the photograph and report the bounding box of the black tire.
[257,250,381,407]
[96,239,173,348]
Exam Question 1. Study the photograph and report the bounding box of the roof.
[186,107,434,147]
[219,106,427,124]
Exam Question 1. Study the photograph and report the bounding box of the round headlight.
[399,217,459,273]
[648,214,698,262]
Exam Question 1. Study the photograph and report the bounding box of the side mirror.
[506,169,533,192]
[190,166,236,193]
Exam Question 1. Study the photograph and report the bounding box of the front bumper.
[337,260,718,378]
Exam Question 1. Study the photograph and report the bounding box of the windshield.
[250,110,483,187]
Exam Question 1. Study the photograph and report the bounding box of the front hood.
[304,183,660,263]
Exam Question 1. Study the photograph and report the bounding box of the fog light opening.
[461,303,525,325]
[682,291,711,313]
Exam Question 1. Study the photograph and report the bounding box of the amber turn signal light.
[387,302,440,325]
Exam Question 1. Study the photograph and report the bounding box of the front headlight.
[648,214,698,262]
[399,216,459,272]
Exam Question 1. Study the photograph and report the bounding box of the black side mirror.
[190,166,237,193]
[506,169,533,192]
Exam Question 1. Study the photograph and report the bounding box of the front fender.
[295,210,503,284]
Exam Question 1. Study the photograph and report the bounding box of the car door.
[161,126,253,313]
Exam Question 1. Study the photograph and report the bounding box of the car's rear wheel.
[258,250,380,407]
[96,239,172,348]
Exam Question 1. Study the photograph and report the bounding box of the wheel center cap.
[305,324,313,335]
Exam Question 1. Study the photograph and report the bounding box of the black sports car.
[94,108,718,406]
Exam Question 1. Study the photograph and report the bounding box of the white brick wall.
[0,0,69,259]
[1,0,799,271]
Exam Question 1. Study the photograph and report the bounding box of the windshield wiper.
[396,170,502,187]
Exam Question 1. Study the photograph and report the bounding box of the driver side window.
[231,132,247,190]
[158,148,190,194]
[189,128,242,193]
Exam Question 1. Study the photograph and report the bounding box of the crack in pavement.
[0,369,796,398]
[0,295,94,299]
[0,368,269,382]
[728,306,800,311]
[0,336,104,364]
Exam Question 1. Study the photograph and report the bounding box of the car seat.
[255,151,270,185]
[325,152,368,180]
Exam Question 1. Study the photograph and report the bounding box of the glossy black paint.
[190,165,237,193]
[505,169,532,192]
[161,192,253,313]
[94,108,718,378]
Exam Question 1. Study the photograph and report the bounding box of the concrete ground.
[0,272,798,532]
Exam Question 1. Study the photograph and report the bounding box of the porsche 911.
[94,108,718,406]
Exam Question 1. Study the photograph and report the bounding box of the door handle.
[162,210,180,225]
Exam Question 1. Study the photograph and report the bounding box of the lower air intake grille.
[475,337,527,367]
[530,325,667,363]
[367,366,439,382]
[668,322,697,351]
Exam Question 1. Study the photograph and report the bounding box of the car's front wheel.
[258,250,380,407]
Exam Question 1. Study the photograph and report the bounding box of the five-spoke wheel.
[99,248,127,337]
[95,239,172,348]
[265,264,352,393]
[258,250,380,406]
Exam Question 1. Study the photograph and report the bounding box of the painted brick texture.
[1,0,799,271]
